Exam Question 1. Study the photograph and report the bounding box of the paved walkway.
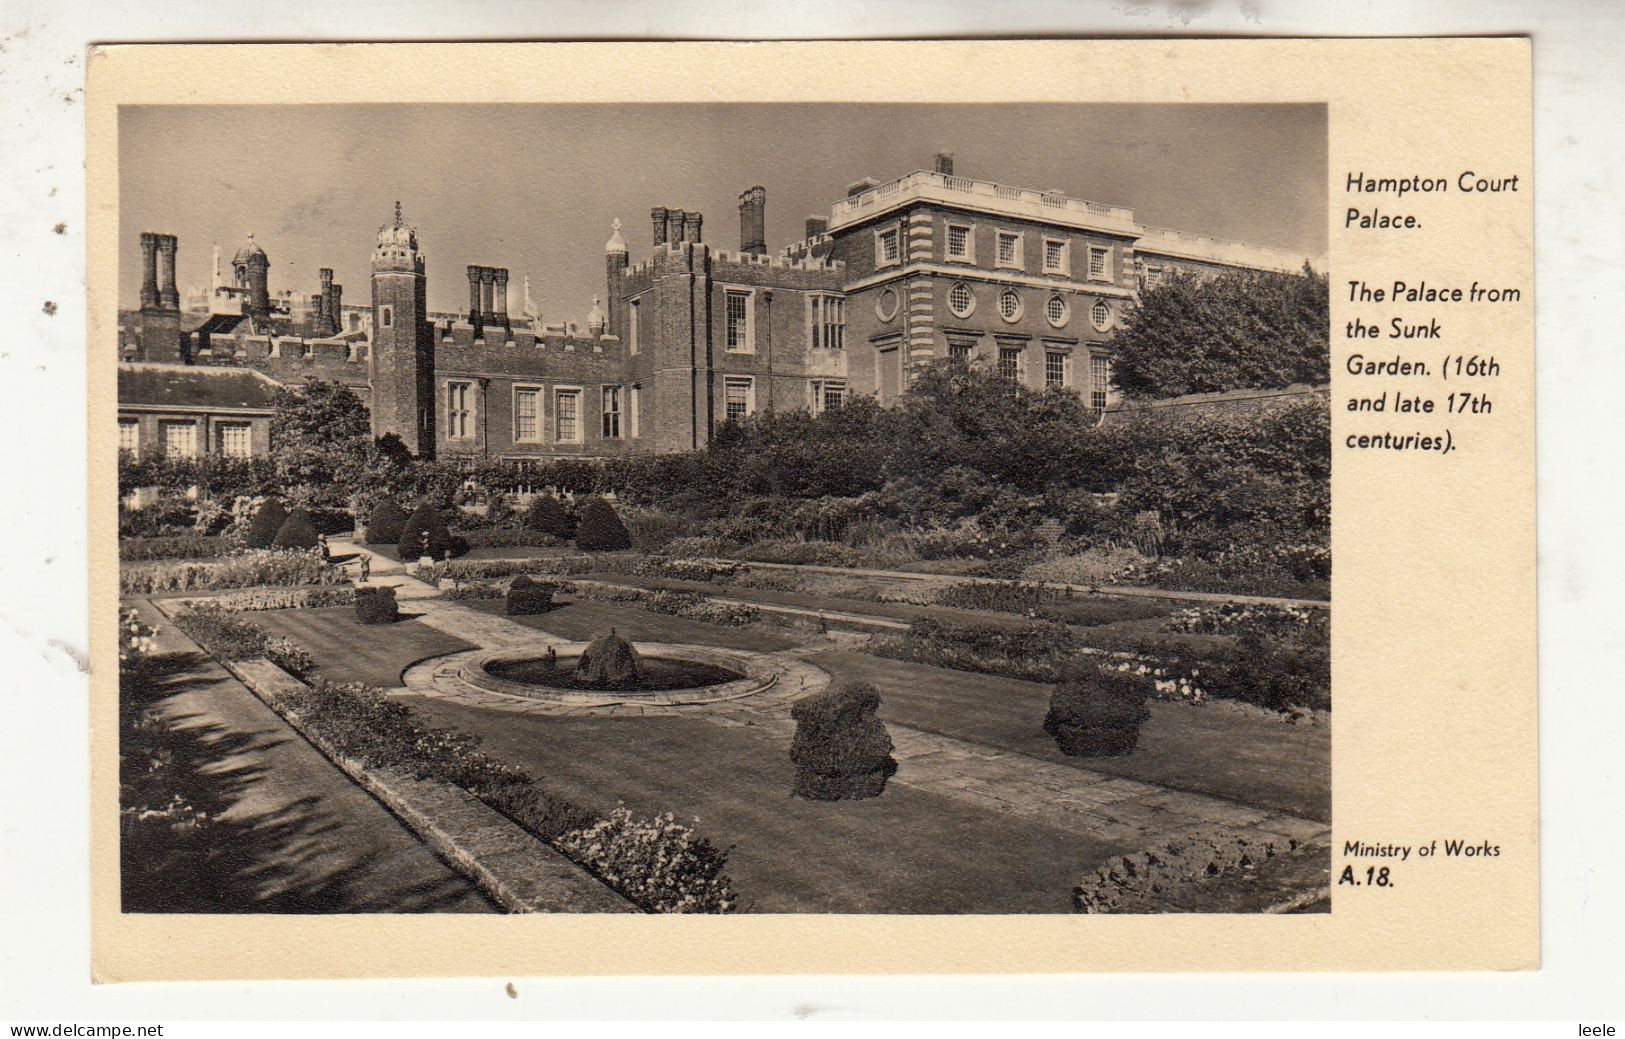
[124,599,496,914]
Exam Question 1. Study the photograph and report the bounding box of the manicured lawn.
[462,597,803,653]
[806,650,1330,823]
[254,606,475,688]
[398,694,1123,913]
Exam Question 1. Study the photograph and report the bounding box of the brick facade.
[118,163,1318,461]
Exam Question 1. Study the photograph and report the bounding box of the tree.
[243,498,288,549]
[523,494,574,538]
[268,378,373,509]
[1108,264,1329,399]
[574,497,632,552]
[271,507,320,550]
[398,502,454,560]
[365,499,408,545]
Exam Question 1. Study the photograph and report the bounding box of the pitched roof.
[118,363,284,412]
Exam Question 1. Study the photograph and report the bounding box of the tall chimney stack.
[493,268,510,327]
[157,235,179,310]
[666,209,686,249]
[934,152,955,176]
[683,211,704,244]
[479,267,496,323]
[650,206,669,247]
[738,186,767,254]
[139,232,160,309]
[329,283,342,333]
[805,215,829,239]
[467,266,483,336]
[318,268,335,334]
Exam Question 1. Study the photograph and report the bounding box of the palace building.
[117,154,1317,463]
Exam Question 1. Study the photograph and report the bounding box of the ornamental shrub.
[244,498,289,550]
[789,680,898,801]
[272,507,320,550]
[354,585,399,625]
[574,497,633,552]
[366,499,408,545]
[398,503,454,560]
[523,494,575,539]
[504,575,555,616]
[556,805,738,914]
[1043,665,1153,757]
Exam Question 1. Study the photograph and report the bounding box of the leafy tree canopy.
[1108,264,1329,399]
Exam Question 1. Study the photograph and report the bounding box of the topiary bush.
[366,499,408,545]
[1043,665,1153,757]
[575,630,641,687]
[574,497,633,552]
[355,585,399,625]
[789,680,898,801]
[504,574,556,616]
[398,502,454,560]
[244,498,288,550]
[271,507,320,550]
[523,494,575,539]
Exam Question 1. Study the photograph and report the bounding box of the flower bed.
[121,548,343,596]
[1165,602,1329,642]
[935,580,1173,627]
[442,557,594,582]
[458,528,567,550]
[171,586,356,612]
[119,534,237,562]
[571,583,761,627]
[170,603,314,677]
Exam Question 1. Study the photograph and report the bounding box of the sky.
[119,103,1326,323]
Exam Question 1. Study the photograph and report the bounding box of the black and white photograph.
[113,101,1332,917]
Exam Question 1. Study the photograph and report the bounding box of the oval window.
[998,288,1022,322]
[1046,295,1068,327]
[875,288,900,322]
[948,281,975,318]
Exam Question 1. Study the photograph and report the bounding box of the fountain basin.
[459,642,779,707]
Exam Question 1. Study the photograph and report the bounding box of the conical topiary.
[575,629,641,688]
[366,498,408,545]
[398,502,454,560]
[244,497,289,550]
[523,494,574,539]
[790,680,898,801]
[272,507,320,550]
[574,497,632,552]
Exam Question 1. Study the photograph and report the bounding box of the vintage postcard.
[86,39,1535,978]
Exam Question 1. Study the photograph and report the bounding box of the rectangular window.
[1091,356,1112,412]
[1043,237,1070,275]
[1145,266,1164,289]
[160,420,196,459]
[1088,246,1110,280]
[809,294,846,350]
[875,227,900,267]
[724,289,753,353]
[447,381,472,439]
[514,387,541,441]
[602,385,622,438]
[996,231,1023,269]
[217,422,252,458]
[118,419,139,457]
[723,375,755,424]
[809,379,847,415]
[628,384,641,438]
[948,341,974,365]
[998,347,1022,383]
[555,388,581,443]
[627,298,640,354]
[1044,351,1068,389]
[946,223,971,260]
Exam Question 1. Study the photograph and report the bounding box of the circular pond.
[457,642,785,708]
[483,654,745,693]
